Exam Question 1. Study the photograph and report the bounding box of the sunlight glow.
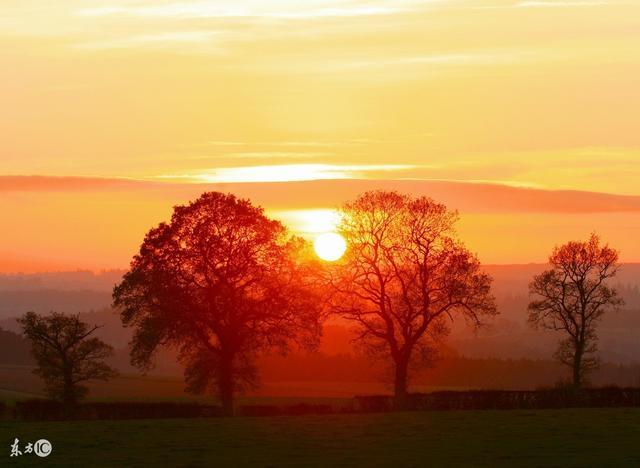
[271,209,340,235]
[314,232,346,261]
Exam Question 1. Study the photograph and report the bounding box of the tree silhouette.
[528,234,623,388]
[113,192,322,415]
[18,311,117,410]
[329,191,496,406]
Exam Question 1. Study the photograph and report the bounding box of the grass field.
[2,409,639,467]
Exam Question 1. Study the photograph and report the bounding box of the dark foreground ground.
[2,408,639,467]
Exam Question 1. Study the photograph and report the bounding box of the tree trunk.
[393,355,409,410]
[572,347,583,390]
[219,352,235,416]
[62,370,76,418]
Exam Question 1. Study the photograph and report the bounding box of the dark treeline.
[6,387,640,421]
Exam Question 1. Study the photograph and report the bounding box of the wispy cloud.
[221,152,330,159]
[75,31,220,50]
[322,51,533,71]
[515,1,611,7]
[182,152,332,161]
[4,175,640,216]
[218,49,537,78]
[76,1,406,20]
[201,140,368,148]
[156,163,416,183]
[474,0,615,10]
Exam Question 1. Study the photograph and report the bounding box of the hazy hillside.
[445,264,640,364]
[0,270,122,320]
[0,270,123,291]
[3,264,637,295]
[1,265,638,367]
[0,327,32,365]
[0,290,113,319]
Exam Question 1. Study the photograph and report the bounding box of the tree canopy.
[19,311,116,407]
[528,233,623,388]
[113,192,323,415]
[329,191,496,403]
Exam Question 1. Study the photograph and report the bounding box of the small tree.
[18,311,117,409]
[329,191,496,406]
[528,234,624,389]
[113,192,322,415]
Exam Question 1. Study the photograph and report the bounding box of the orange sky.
[1,1,639,272]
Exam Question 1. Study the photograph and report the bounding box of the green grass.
[2,409,639,467]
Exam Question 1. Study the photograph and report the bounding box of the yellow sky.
[1,0,640,271]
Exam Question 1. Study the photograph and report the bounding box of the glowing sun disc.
[314,232,346,261]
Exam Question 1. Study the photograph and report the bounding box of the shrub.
[10,387,640,421]
[237,405,282,417]
[13,400,223,421]
[88,402,206,420]
[354,395,393,413]
[284,404,333,415]
[237,404,334,417]
[355,388,640,412]
[14,399,66,421]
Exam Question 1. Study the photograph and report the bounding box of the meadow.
[2,409,640,467]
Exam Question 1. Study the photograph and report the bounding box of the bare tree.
[528,233,623,388]
[19,311,117,409]
[113,192,322,415]
[329,191,496,405]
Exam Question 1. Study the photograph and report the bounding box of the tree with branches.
[528,233,623,388]
[19,311,117,410]
[113,192,322,415]
[329,191,496,405]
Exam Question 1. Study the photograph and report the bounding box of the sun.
[314,232,346,262]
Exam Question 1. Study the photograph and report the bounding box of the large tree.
[113,192,322,415]
[329,191,496,405]
[18,311,117,409]
[528,234,623,388]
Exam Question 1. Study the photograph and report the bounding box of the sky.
[1,0,639,272]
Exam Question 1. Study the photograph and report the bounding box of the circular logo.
[34,439,52,458]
